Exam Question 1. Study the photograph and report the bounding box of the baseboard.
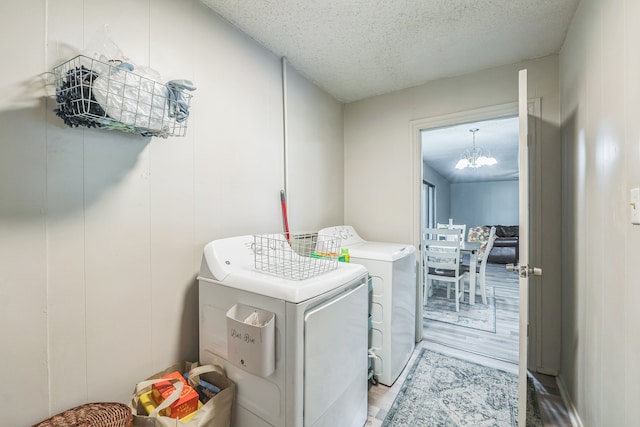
[534,366,558,376]
[556,374,584,427]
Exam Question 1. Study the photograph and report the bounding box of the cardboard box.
[151,371,199,419]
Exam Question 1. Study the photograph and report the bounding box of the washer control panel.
[319,225,364,246]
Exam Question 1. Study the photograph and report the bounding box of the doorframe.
[409,99,542,371]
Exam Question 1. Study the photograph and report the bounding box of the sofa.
[485,225,519,264]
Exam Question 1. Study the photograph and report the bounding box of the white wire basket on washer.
[53,55,193,138]
[253,233,341,280]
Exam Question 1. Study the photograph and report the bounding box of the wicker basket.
[33,402,132,427]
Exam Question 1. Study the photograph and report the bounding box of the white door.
[517,68,530,427]
[515,68,543,426]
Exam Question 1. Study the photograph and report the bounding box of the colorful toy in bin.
[311,248,350,262]
[310,251,338,259]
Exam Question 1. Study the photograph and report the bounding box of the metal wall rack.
[53,55,193,138]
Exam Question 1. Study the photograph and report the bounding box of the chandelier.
[455,128,497,169]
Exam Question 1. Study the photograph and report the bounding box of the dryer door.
[303,282,368,427]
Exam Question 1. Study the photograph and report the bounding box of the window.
[423,180,435,229]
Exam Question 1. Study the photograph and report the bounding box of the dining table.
[460,240,482,305]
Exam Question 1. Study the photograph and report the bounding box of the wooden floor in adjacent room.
[423,261,520,364]
[366,263,573,426]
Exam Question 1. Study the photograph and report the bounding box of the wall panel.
[0,1,344,424]
[0,1,48,423]
[560,0,640,424]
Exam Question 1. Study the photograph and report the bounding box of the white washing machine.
[318,226,416,386]
[198,234,369,427]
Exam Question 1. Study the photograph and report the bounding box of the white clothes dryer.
[318,225,416,386]
[198,234,369,427]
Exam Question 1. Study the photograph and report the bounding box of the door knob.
[529,266,542,276]
[506,263,542,278]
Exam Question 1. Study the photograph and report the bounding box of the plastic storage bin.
[226,304,275,377]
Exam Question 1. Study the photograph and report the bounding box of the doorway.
[408,96,545,426]
[410,101,522,340]
[420,115,520,365]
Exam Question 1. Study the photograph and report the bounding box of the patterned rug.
[424,284,496,332]
[382,349,542,427]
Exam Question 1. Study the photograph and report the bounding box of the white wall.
[285,64,345,233]
[344,55,562,373]
[0,1,344,425]
[451,180,519,227]
[559,0,640,425]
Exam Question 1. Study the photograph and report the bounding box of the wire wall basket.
[253,234,341,280]
[53,55,193,138]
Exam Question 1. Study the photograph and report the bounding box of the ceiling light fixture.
[455,128,498,169]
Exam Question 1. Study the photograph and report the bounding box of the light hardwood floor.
[366,263,572,426]
[423,262,520,363]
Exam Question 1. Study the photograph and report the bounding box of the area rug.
[382,349,542,427]
[424,285,496,332]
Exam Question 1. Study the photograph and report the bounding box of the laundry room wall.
[559,0,640,425]
[0,1,344,425]
[284,64,345,233]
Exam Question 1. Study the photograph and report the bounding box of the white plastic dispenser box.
[226,303,275,377]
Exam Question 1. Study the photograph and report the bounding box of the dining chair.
[423,228,466,312]
[461,226,497,304]
[437,223,467,242]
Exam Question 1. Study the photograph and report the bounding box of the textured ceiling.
[422,116,519,183]
[201,0,580,103]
